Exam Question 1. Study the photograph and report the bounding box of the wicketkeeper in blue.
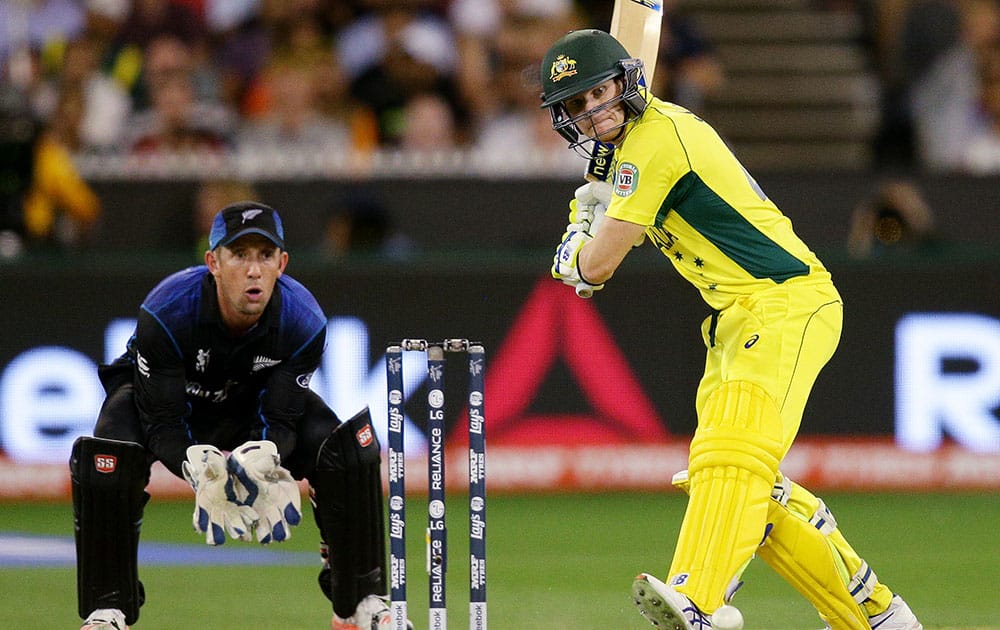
[71,202,410,630]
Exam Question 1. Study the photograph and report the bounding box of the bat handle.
[575,283,593,298]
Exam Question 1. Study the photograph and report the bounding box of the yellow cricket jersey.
[604,96,831,310]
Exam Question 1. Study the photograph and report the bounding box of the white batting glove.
[578,180,612,206]
[181,444,257,545]
[552,229,604,298]
[228,440,302,544]
[569,181,612,235]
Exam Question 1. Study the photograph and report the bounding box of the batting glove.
[552,229,604,298]
[182,444,257,545]
[228,440,302,544]
[577,180,612,207]
[568,181,612,235]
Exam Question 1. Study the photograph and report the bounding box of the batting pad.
[669,381,783,613]
[760,479,893,627]
[71,436,149,625]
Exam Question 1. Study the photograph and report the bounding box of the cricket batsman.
[540,29,922,630]
[71,202,411,629]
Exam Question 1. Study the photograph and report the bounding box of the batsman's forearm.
[578,245,613,284]
[578,237,627,283]
[579,217,645,282]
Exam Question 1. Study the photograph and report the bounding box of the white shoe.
[81,608,128,630]
[331,595,413,630]
[867,594,922,630]
[821,594,922,630]
[632,573,712,630]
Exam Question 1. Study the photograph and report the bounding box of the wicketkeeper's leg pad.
[669,380,784,613]
[758,474,892,629]
[70,436,149,625]
[309,408,387,619]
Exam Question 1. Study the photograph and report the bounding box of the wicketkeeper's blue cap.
[209,201,285,250]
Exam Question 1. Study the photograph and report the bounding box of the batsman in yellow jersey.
[540,29,922,630]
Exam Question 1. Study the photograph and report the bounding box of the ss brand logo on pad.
[356,424,374,447]
[94,454,117,473]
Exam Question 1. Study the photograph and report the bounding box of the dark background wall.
[88,174,1000,253]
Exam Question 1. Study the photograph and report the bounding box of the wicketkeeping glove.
[182,444,257,545]
[552,229,604,298]
[228,440,302,544]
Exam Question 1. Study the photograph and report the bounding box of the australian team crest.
[549,54,578,82]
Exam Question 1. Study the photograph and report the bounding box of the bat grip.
[575,283,593,298]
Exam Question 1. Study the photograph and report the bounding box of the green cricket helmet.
[539,29,648,149]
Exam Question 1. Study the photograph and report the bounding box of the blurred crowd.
[2,0,999,256]
[0,0,725,252]
[0,0,725,160]
[845,0,1000,259]
[867,0,1000,174]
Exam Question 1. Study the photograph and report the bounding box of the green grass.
[2,492,998,629]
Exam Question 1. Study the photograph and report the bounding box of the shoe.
[821,594,922,630]
[868,594,922,630]
[632,573,712,630]
[81,608,128,630]
[331,595,413,630]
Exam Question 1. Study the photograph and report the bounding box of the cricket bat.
[575,0,663,298]
[583,0,664,183]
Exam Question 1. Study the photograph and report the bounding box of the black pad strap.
[71,436,149,624]
[311,408,386,618]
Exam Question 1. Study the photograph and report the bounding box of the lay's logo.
[356,424,374,447]
[94,454,117,473]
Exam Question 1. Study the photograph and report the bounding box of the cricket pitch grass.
[1,492,997,629]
